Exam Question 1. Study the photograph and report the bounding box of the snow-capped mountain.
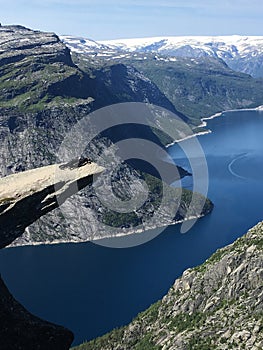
[60,35,109,53]
[99,36,263,55]
[61,35,263,78]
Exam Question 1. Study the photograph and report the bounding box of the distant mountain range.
[61,34,263,122]
[61,35,263,78]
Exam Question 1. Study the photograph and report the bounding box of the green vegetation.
[71,327,125,350]
[136,300,161,323]
[72,222,263,350]
[101,211,139,227]
[0,47,92,112]
[187,336,217,350]
[76,52,263,123]
[167,312,207,332]
[100,172,213,228]
[131,57,263,122]
[133,334,161,350]
[71,302,162,350]
[72,330,161,350]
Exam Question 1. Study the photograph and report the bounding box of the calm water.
[1,110,263,346]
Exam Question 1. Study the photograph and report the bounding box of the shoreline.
[165,111,223,147]
[7,213,208,249]
[6,104,263,250]
[166,104,263,147]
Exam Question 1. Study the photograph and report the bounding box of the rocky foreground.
[74,222,263,350]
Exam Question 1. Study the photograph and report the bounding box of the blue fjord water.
[1,110,263,346]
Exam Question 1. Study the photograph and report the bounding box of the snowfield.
[61,34,263,77]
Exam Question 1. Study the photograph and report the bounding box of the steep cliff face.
[75,222,263,350]
[0,25,189,179]
[88,63,187,121]
[0,25,95,109]
[0,161,104,349]
[0,25,73,66]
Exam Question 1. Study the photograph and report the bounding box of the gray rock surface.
[0,161,104,248]
[0,25,73,66]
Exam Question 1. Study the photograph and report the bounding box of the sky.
[0,0,263,40]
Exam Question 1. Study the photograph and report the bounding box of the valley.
[0,24,262,350]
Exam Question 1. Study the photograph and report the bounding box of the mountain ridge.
[61,34,263,78]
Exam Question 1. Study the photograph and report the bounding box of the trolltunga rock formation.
[0,161,104,350]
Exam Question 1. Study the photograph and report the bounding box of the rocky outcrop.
[0,161,104,248]
[11,162,212,247]
[76,222,263,350]
[0,161,104,349]
[0,25,73,67]
[0,25,94,107]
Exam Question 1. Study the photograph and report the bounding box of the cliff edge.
[0,161,104,349]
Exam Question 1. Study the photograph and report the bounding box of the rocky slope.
[0,25,187,114]
[74,221,263,350]
[0,25,93,110]
[0,160,104,349]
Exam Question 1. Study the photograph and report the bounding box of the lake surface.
[1,110,263,346]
